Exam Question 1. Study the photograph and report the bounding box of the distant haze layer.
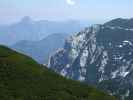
[0,0,133,24]
[0,17,86,45]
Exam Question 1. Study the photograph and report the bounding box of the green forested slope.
[0,45,116,100]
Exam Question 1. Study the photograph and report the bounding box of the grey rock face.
[49,18,133,100]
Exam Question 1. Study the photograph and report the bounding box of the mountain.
[0,16,85,45]
[104,18,133,29]
[11,33,68,64]
[0,45,116,100]
[49,18,133,100]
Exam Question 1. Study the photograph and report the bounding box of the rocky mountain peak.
[48,18,133,100]
[21,16,33,24]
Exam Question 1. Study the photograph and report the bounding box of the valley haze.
[0,0,133,100]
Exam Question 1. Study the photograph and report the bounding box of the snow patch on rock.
[78,75,85,81]
[80,48,88,67]
[99,51,108,74]
[61,69,67,76]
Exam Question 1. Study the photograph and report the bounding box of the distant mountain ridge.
[0,16,85,45]
[104,18,133,28]
[49,18,133,100]
[11,33,68,64]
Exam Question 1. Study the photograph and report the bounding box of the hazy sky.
[0,0,133,24]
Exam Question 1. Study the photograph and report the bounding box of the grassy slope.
[0,45,116,100]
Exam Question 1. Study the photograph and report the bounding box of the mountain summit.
[104,18,133,28]
[21,16,33,23]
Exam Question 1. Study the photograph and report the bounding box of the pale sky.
[0,0,133,24]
